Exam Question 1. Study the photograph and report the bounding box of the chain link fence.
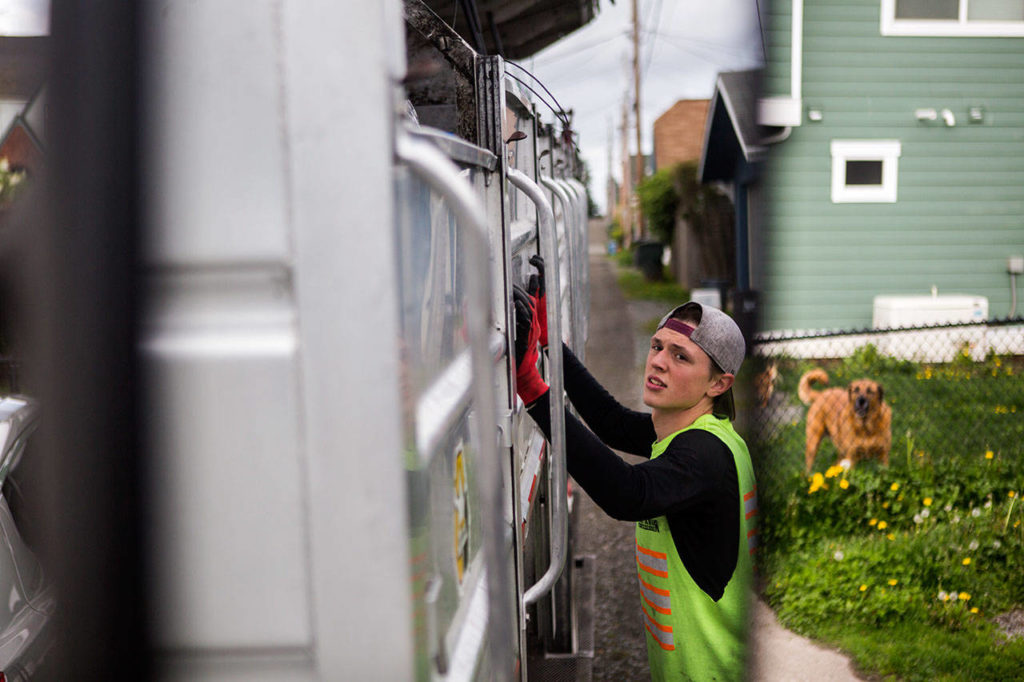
[748,318,1024,481]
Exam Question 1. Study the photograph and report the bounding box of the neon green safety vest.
[635,413,758,682]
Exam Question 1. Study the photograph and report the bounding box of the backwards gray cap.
[657,302,746,419]
[657,302,745,375]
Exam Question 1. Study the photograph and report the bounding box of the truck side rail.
[507,168,568,607]
[395,129,513,681]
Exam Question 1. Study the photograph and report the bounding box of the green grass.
[819,620,1024,682]
[754,346,1024,680]
[614,263,688,304]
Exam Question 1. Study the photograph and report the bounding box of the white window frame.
[830,140,901,203]
[881,0,1024,37]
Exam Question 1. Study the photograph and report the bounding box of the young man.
[514,291,757,682]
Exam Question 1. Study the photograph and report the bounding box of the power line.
[641,26,757,59]
[755,0,768,64]
[532,30,629,65]
[642,0,664,77]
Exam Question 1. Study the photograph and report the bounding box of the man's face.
[642,327,718,412]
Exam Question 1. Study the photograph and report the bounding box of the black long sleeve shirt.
[526,345,741,600]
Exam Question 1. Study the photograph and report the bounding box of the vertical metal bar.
[508,168,568,607]
[395,130,512,682]
[561,178,588,350]
[566,178,590,345]
[541,176,577,352]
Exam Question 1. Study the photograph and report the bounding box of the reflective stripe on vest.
[636,413,756,682]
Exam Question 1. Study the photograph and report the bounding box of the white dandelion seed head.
[913,514,922,524]
[950,592,959,601]
[972,508,981,517]
[994,540,1002,549]
[839,458,852,470]
[953,515,961,524]
[985,500,992,509]
[938,590,948,601]
[944,504,953,512]
[921,509,930,518]
[969,540,979,551]
[833,550,844,561]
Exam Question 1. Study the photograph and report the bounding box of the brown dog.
[798,368,891,473]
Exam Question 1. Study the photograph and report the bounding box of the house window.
[830,140,901,203]
[882,0,1024,36]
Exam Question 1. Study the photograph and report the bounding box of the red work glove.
[513,284,548,406]
[528,254,548,349]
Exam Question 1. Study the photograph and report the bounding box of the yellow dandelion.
[1010,491,1017,499]
[963,557,972,566]
[878,521,888,530]
[923,497,932,506]
[859,584,867,592]
[887,533,895,541]
[971,607,979,614]
[825,465,843,479]
[883,502,890,509]
[869,518,878,526]
[840,479,850,490]
[888,579,898,586]
[985,450,994,460]
[891,483,900,491]
[959,592,971,601]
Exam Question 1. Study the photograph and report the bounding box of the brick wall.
[652,99,709,170]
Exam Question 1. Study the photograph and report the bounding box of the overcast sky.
[526,0,766,214]
[0,0,48,35]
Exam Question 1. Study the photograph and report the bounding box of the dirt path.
[576,220,866,681]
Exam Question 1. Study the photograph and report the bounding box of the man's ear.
[708,373,735,398]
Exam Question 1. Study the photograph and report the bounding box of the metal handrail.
[540,176,578,353]
[564,178,590,347]
[558,178,587,349]
[395,130,512,681]
[507,168,568,607]
[553,179,579,351]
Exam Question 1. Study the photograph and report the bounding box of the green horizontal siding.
[762,0,1024,331]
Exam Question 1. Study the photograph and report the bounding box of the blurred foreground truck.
[138,1,597,679]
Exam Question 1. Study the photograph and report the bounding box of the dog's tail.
[798,368,829,405]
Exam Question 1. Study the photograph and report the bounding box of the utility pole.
[606,115,614,223]
[619,94,632,248]
[631,0,645,241]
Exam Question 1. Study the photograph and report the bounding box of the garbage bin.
[634,241,664,281]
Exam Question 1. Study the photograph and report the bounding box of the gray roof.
[699,69,772,183]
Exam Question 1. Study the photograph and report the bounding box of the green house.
[759,0,1024,332]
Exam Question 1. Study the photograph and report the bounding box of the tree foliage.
[636,161,735,281]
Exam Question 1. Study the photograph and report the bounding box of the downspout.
[760,0,802,145]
